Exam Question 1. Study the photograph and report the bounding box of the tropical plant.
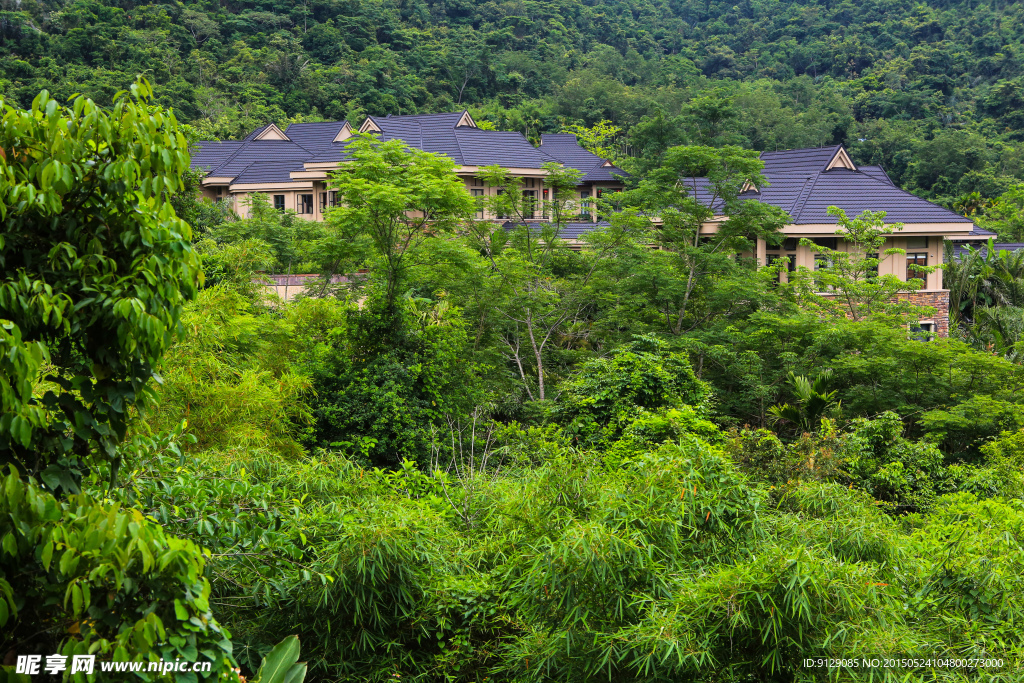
[768,369,841,435]
[0,80,200,489]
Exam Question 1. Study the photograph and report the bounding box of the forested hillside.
[3,0,1024,202]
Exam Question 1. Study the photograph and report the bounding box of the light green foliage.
[944,239,1024,357]
[560,119,622,161]
[978,183,1024,241]
[209,193,325,274]
[794,206,931,322]
[145,285,313,456]
[326,133,474,312]
[0,80,200,488]
[0,467,237,681]
[768,369,841,435]
[556,336,712,447]
[633,145,790,334]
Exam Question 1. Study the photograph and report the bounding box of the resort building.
[190,111,627,223]
[191,118,977,334]
[684,145,978,336]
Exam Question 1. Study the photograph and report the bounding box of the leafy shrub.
[0,468,237,681]
[556,336,713,448]
[0,81,199,487]
[145,285,313,456]
[303,295,478,468]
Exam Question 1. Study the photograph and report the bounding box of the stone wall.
[896,289,950,337]
[815,289,951,337]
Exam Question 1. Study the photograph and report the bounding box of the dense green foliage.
[8,29,1024,676]
[3,0,1024,207]
[0,80,199,490]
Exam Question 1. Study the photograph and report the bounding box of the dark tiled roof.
[190,140,245,171]
[760,146,840,173]
[682,146,973,227]
[949,226,997,239]
[233,159,309,184]
[540,133,628,184]
[284,121,349,153]
[205,140,313,183]
[454,129,550,168]
[191,113,630,184]
[859,165,894,186]
[502,220,610,240]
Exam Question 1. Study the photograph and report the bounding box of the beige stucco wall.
[763,235,946,288]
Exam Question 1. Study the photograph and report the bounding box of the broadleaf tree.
[325,133,475,319]
[0,80,201,490]
[633,145,790,334]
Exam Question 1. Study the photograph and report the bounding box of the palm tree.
[945,238,1024,355]
[768,369,841,435]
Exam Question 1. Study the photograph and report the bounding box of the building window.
[523,178,537,188]
[471,177,485,187]
[273,194,285,211]
[814,254,832,271]
[907,252,928,279]
[579,190,592,220]
[906,236,929,249]
[471,188,484,219]
[783,238,799,251]
[812,237,837,249]
[522,190,536,220]
[542,188,549,219]
[911,321,934,341]
[319,191,340,211]
[299,194,314,214]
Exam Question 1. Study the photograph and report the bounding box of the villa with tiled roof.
[192,119,976,332]
[191,111,627,222]
[685,144,978,336]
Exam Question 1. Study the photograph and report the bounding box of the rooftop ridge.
[790,171,822,222]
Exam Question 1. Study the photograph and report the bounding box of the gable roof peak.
[333,121,353,142]
[359,116,383,133]
[252,123,290,141]
[825,144,857,171]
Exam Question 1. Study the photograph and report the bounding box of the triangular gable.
[253,123,290,141]
[741,180,760,193]
[359,117,382,133]
[825,146,856,171]
[601,159,614,167]
[333,121,353,142]
[455,111,477,128]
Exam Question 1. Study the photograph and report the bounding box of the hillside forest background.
[3,0,1024,208]
[5,0,1024,682]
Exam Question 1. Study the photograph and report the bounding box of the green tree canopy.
[0,80,200,489]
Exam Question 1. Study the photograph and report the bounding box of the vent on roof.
[253,123,290,141]
[825,146,857,171]
[455,111,477,128]
[359,117,383,133]
[601,159,614,167]
[333,121,353,142]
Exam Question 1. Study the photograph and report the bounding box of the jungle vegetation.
[5,0,1024,675]
[3,77,1024,683]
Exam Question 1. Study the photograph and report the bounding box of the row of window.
[271,191,339,214]
[766,236,931,280]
